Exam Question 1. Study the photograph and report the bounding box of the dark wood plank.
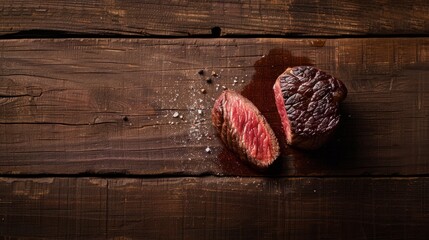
[0,177,427,239]
[1,38,428,176]
[1,0,428,37]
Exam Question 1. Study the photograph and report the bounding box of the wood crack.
[0,121,117,126]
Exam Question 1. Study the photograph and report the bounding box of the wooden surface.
[2,1,429,239]
[1,0,429,37]
[0,177,428,239]
[1,38,428,176]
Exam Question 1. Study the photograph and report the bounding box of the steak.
[273,66,347,150]
[212,90,280,168]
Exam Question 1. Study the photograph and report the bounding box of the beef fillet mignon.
[212,90,279,168]
[273,66,347,150]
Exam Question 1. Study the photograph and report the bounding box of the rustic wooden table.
[1,1,429,239]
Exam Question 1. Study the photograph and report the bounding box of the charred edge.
[213,91,250,165]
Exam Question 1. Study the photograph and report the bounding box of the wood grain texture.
[1,0,429,37]
[0,38,428,176]
[0,177,428,240]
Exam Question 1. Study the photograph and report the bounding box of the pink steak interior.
[224,92,276,163]
[273,81,292,143]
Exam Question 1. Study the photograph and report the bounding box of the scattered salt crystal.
[200,88,206,94]
[241,80,245,83]
[172,112,179,118]
[233,79,238,84]
[222,85,227,90]
[205,147,212,153]
[179,115,183,119]
[197,110,203,115]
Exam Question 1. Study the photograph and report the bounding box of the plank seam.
[1,30,429,39]
[0,173,428,179]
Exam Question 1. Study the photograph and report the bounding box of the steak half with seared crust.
[273,66,347,150]
[212,90,280,168]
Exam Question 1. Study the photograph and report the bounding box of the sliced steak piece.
[273,66,347,150]
[212,90,280,168]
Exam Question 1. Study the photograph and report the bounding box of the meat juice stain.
[216,149,257,175]
[241,48,312,114]
[217,49,313,175]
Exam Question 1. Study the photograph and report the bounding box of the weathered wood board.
[1,38,428,176]
[1,0,429,37]
[0,177,427,240]
[2,1,429,239]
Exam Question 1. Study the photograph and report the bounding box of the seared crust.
[212,90,279,168]
[275,66,347,150]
